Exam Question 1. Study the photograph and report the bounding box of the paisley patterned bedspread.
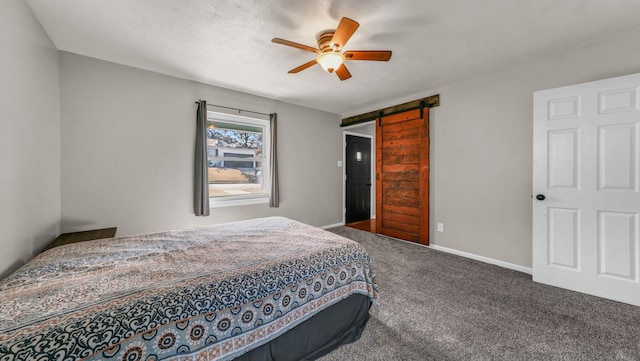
[0,217,378,361]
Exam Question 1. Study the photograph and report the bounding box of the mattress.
[0,217,378,360]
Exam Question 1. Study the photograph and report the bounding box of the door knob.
[536,194,546,201]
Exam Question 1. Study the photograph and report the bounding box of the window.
[206,111,270,207]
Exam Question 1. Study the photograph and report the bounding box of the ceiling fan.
[271,17,392,81]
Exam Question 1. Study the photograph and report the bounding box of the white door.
[533,72,640,306]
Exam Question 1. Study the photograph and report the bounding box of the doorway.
[345,134,373,224]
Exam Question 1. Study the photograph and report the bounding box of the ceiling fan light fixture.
[316,52,344,73]
[272,17,390,81]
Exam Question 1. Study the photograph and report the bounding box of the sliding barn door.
[376,108,429,244]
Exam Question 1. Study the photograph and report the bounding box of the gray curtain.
[269,113,279,208]
[194,100,210,216]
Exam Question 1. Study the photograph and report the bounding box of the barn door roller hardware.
[341,94,439,127]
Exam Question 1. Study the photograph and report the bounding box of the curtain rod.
[195,101,271,117]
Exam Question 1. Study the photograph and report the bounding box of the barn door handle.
[535,194,546,201]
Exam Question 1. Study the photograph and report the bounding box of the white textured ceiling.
[24,0,640,117]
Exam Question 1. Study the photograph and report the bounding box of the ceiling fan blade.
[272,38,320,53]
[344,50,392,61]
[331,17,359,49]
[335,64,352,81]
[288,59,318,74]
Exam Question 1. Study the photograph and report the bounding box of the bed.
[0,217,378,361]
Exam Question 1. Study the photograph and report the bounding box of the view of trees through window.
[206,120,266,199]
[208,128,262,152]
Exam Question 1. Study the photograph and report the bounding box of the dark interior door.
[346,135,372,223]
[376,108,429,244]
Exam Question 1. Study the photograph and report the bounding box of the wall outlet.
[337,160,343,167]
[437,222,444,232]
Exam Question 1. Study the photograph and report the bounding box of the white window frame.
[207,111,270,208]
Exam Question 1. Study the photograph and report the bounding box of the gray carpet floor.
[319,226,640,361]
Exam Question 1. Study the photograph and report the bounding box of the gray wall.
[59,53,344,237]
[0,0,61,277]
[426,29,640,268]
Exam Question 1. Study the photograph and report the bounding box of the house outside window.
[206,111,270,207]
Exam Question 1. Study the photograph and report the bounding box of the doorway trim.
[342,128,375,226]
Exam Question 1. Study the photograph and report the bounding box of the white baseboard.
[428,244,532,275]
[320,222,345,229]
[321,222,530,275]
